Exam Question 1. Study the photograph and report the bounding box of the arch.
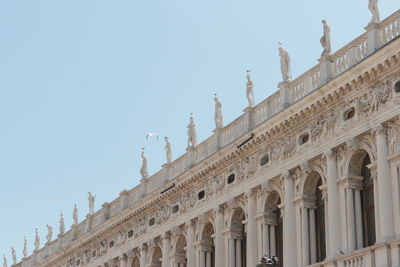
[347,150,376,248]
[231,207,246,267]
[150,246,162,267]
[263,190,283,267]
[173,235,187,267]
[302,171,322,195]
[200,222,215,267]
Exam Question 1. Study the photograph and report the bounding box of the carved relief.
[234,156,257,183]
[388,119,400,155]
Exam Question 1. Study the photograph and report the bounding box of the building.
[10,5,400,267]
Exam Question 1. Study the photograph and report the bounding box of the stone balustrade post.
[324,149,342,258]
[119,190,129,212]
[365,22,383,55]
[318,54,333,84]
[375,125,395,241]
[278,81,291,109]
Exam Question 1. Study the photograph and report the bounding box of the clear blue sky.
[0,0,398,262]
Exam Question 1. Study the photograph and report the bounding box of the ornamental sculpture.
[320,20,331,56]
[10,248,16,265]
[164,137,172,164]
[22,237,27,259]
[34,229,40,252]
[214,94,224,129]
[46,225,53,243]
[369,0,380,24]
[88,192,96,215]
[59,211,65,235]
[187,113,197,148]
[73,204,78,226]
[279,46,292,82]
[140,148,149,179]
[246,70,255,107]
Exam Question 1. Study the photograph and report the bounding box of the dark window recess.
[395,81,400,93]
[92,251,96,257]
[172,205,179,214]
[76,259,80,266]
[149,218,155,226]
[109,241,114,248]
[344,107,356,120]
[198,190,205,200]
[227,174,236,184]
[260,154,269,166]
[299,133,309,145]
[128,230,134,238]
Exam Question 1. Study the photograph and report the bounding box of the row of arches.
[125,149,377,267]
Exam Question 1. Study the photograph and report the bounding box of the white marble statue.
[46,225,53,243]
[59,211,65,235]
[214,94,223,129]
[88,192,95,215]
[73,205,78,225]
[140,148,149,179]
[164,137,172,164]
[187,113,197,148]
[11,247,16,265]
[34,228,40,251]
[22,237,27,259]
[245,70,255,107]
[320,20,332,56]
[369,0,380,24]
[3,255,7,267]
[279,46,292,82]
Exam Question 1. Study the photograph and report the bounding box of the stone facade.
[12,7,400,267]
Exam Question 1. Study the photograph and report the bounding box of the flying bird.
[146,132,159,140]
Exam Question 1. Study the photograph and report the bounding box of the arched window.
[231,208,246,267]
[201,222,215,267]
[360,154,376,247]
[315,179,326,262]
[264,191,283,267]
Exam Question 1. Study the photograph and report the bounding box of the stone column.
[245,190,257,267]
[283,172,297,267]
[375,125,395,241]
[325,149,342,258]
[140,245,147,267]
[199,250,206,267]
[229,237,235,267]
[346,188,356,252]
[263,224,270,256]
[214,206,225,267]
[309,208,317,264]
[162,233,171,267]
[206,251,212,267]
[301,207,310,266]
[354,189,364,249]
[270,225,276,257]
[235,239,242,267]
[186,221,195,267]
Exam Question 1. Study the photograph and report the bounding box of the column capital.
[373,123,388,136]
[161,232,170,240]
[244,188,256,199]
[185,219,195,228]
[227,198,239,209]
[213,205,224,214]
[324,148,337,160]
[282,170,291,180]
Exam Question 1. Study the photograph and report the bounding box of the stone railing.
[16,8,400,267]
[381,9,400,43]
[331,34,368,77]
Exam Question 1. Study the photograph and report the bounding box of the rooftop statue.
[214,94,224,129]
[59,211,65,235]
[320,20,332,56]
[46,225,53,243]
[246,70,255,107]
[88,192,96,215]
[11,247,16,265]
[369,0,380,24]
[187,113,197,148]
[140,148,149,179]
[164,137,172,164]
[34,228,40,252]
[279,46,292,82]
[73,204,78,226]
[22,237,27,259]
